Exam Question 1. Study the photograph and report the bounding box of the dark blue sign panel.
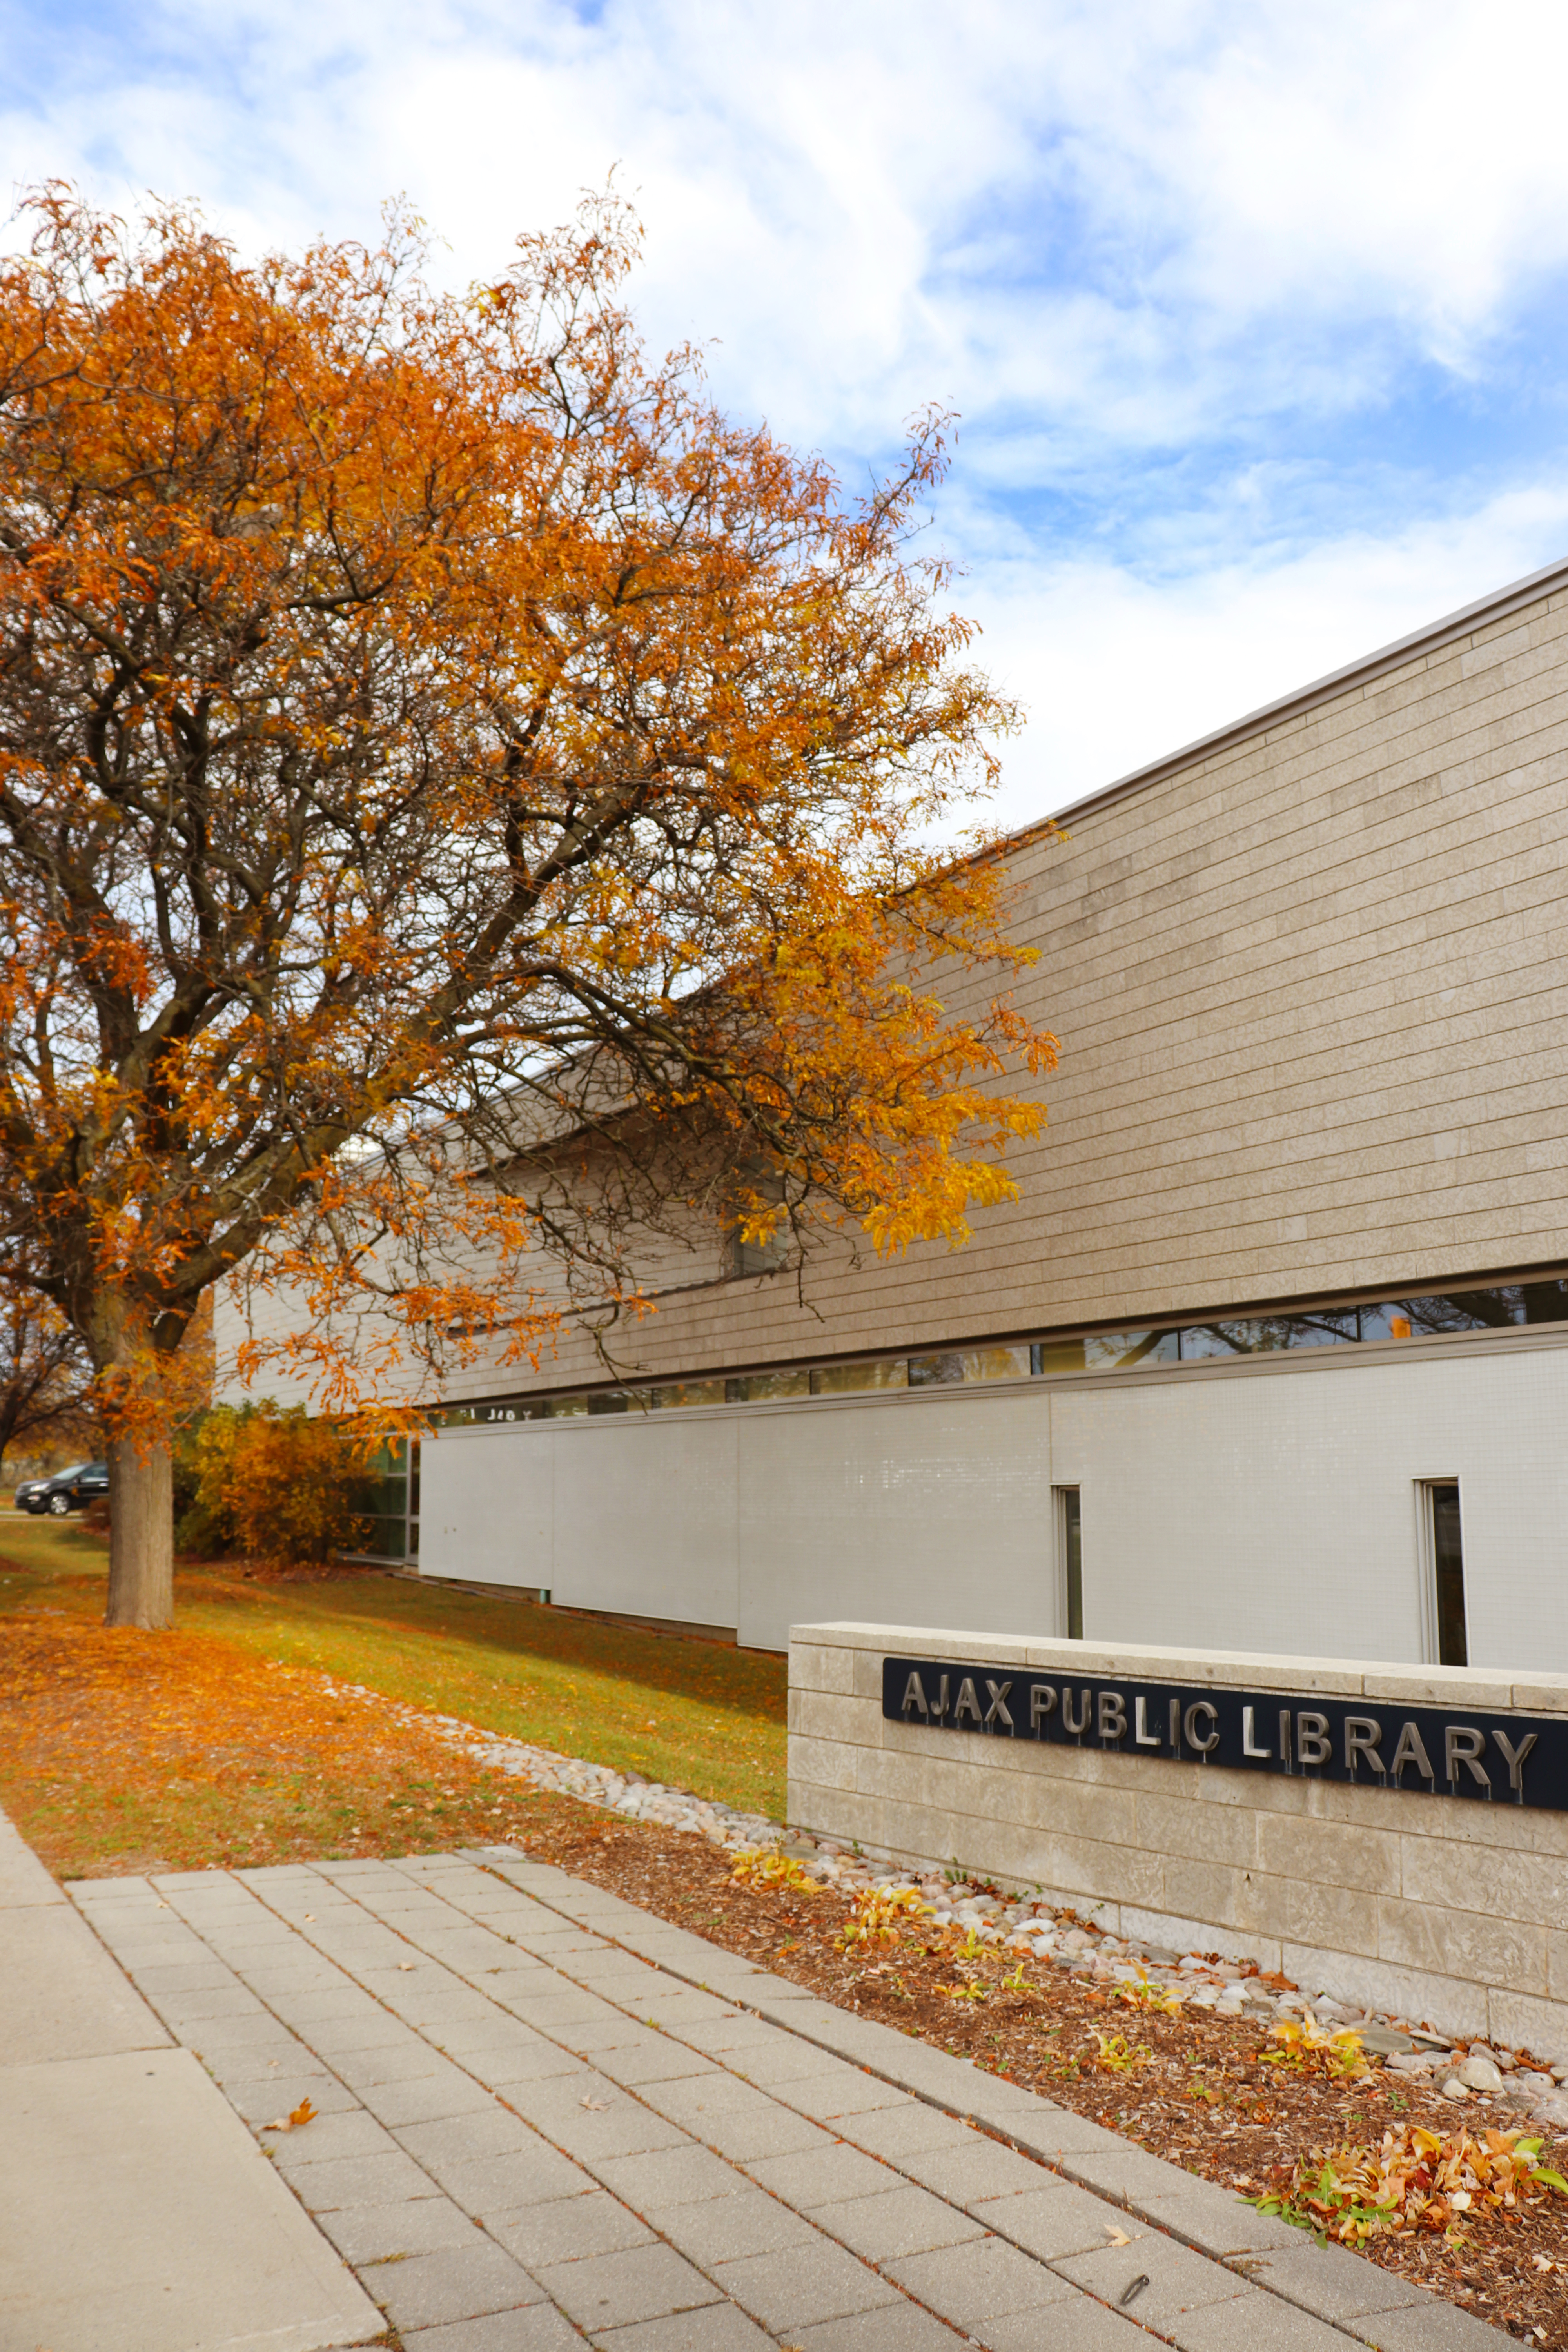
[881,1655,1559,1808]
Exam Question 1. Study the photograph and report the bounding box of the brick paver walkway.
[70,1849,1507,2351]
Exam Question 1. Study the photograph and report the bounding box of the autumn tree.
[0,185,1056,1632]
[0,1279,95,1477]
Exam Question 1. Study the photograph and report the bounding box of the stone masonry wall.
[788,1619,1568,2056]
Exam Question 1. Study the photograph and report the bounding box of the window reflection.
[436,1276,1568,1423]
[1180,1312,1356,1358]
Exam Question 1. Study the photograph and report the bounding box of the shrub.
[188,1403,371,1571]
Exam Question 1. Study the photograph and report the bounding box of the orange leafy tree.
[0,185,1057,1630]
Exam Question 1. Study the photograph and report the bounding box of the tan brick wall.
[425,576,1568,1397]
[789,1619,1568,2054]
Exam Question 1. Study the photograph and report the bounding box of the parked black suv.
[23,1461,109,1516]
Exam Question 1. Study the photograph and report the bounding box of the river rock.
[1459,2054,1504,2092]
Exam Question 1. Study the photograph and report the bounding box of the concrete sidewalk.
[60,1838,1515,2352]
[0,1811,380,2352]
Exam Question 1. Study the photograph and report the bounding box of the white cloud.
[7,0,1568,844]
[965,479,1568,830]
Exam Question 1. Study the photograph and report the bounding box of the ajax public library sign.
[884,1655,1553,1808]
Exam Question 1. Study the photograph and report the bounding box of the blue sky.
[7,0,1568,826]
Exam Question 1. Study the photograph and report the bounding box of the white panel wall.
[420,1422,554,1588]
[417,1340,1568,1670]
[735,1392,1051,1650]
[1052,1345,1568,1670]
[552,1414,740,1630]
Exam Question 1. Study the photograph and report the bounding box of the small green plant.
[1093,2032,1152,2075]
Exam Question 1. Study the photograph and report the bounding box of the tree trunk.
[104,1435,174,1629]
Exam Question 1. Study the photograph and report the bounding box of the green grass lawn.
[0,1511,788,1820]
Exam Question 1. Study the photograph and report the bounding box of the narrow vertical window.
[1424,1482,1467,1666]
[1056,1486,1083,1640]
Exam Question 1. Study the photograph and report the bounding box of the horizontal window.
[427,1270,1568,1428]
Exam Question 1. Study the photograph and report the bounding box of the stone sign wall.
[788,1621,1568,2053]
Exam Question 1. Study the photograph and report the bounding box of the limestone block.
[1361,1669,1517,1711]
[1255,1813,1400,1897]
[1160,1858,1247,1933]
[1281,1876,1380,1961]
[1377,1898,1546,1995]
[788,1642,855,1698]
[1486,1987,1568,2067]
[1400,1836,1568,1928]
[1508,1683,1568,1718]
[787,1734,859,1796]
[1543,1934,1568,2006]
[1133,1790,1260,1870]
[790,1690,872,1748]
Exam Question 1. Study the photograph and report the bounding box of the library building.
[227,558,1568,1669]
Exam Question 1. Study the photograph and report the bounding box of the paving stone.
[361,2071,504,2128]
[791,2307,966,2352]
[594,2041,717,2089]
[287,2147,443,2212]
[770,2069,910,2123]
[893,2140,1052,2206]
[147,1983,269,2023]
[653,2190,817,2267]
[1332,2298,1515,2350]
[336,2043,458,2088]
[641,2076,777,2128]
[120,1960,241,1994]
[717,2043,841,2092]
[836,2103,978,2163]
[1053,2237,1251,2327]
[177,2010,300,2051]
[536,2243,723,2332]
[744,2142,893,2207]
[1157,2292,1356,2350]
[969,2182,1154,2262]
[810,2183,985,2262]
[108,1844,1507,2352]
[592,2145,753,2212]
[1059,2143,1216,2206]
[218,2065,356,2119]
[710,2239,898,2330]
[294,2014,422,2056]
[560,2014,705,2058]
[317,2195,486,2265]
[884,2235,1079,2325]
[1236,2241,1431,2322]
[972,2299,1152,2351]
[396,2108,544,2169]
[509,2091,691,2164]
[688,2101,831,2164]
[464,2043,594,2091]
[263,2109,401,2170]
[489,2188,658,2269]
[584,2306,773,2350]
[1134,2186,1307,2258]
[420,2142,595,2219]
[360,2241,546,2330]
[405,2306,589,2350]
[265,1986,386,2025]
